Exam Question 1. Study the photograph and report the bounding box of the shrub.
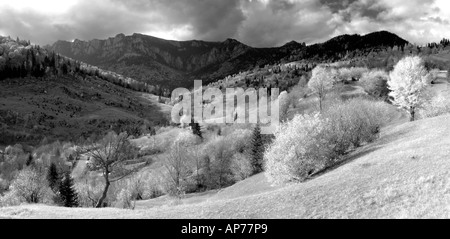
[8,166,52,204]
[360,70,390,100]
[0,190,21,207]
[265,114,333,185]
[75,176,105,208]
[338,67,369,83]
[419,94,450,119]
[115,188,134,209]
[323,99,391,156]
[265,99,392,185]
[230,153,253,181]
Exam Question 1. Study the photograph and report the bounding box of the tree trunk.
[410,107,416,122]
[96,174,110,208]
[319,97,323,112]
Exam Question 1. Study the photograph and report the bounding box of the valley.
[2,28,450,220]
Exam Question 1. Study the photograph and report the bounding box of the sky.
[0,0,450,47]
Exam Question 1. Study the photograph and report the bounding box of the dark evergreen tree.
[250,124,264,175]
[190,121,203,139]
[59,172,79,208]
[47,162,60,192]
[26,154,34,166]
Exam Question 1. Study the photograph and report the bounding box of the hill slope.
[2,113,450,219]
[0,36,171,146]
[0,76,170,146]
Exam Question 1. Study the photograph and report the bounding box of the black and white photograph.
[1,0,450,223]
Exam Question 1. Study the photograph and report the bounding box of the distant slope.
[48,31,409,89]
[0,36,171,146]
[3,113,450,218]
[0,76,170,146]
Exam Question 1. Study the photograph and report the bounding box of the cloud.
[0,0,449,47]
[236,0,337,47]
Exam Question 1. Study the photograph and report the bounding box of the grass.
[0,76,170,145]
[2,112,450,218]
[1,75,449,219]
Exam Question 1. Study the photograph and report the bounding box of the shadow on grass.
[309,146,381,181]
[308,125,412,181]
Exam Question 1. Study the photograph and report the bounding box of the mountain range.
[48,31,409,90]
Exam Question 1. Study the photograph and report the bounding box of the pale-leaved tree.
[308,66,334,112]
[388,56,431,121]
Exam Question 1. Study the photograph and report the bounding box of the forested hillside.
[0,36,170,146]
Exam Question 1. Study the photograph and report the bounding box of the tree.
[26,154,34,166]
[9,167,50,204]
[308,66,334,112]
[388,56,431,121]
[163,142,192,197]
[448,66,450,82]
[189,145,206,190]
[162,130,200,196]
[47,162,60,192]
[189,121,203,139]
[59,172,79,207]
[80,132,142,208]
[250,124,264,175]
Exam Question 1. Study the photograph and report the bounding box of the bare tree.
[9,166,50,204]
[189,145,205,189]
[79,132,146,208]
[308,66,334,112]
[163,142,192,198]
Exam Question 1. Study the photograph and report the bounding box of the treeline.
[427,38,450,49]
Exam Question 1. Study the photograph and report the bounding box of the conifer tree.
[26,154,34,167]
[59,172,79,208]
[190,121,203,139]
[250,124,264,175]
[47,162,60,192]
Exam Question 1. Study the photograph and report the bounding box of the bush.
[360,70,390,100]
[75,176,105,208]
[200,128,254,189]
[323,99,391,155]
[265,114,333,185]
[115,188,134,209]
[419,94,450,119]
[338,67,369,83]
[230,153,253,181]
[8,166,52,204]
[265,99,392,185]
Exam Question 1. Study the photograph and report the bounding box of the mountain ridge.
[48,31,409,89]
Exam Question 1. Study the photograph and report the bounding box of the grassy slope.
[0,76,170,145]
[2,111,450,218]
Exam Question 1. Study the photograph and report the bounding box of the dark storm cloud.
[111,0,246,41]
[0,0,449,47]
[236,0,337,47]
